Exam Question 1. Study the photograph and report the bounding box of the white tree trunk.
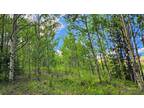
[9,40,15,81]
[9,14,18,81]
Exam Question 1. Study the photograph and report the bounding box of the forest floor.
[0,70,144,95]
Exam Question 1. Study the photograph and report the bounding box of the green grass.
[0,69,143,95]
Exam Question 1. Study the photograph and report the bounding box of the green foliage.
[0,71,142,95]
[0,14,144,94]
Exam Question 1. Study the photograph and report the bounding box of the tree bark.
[84,16,102,82]
[9,14,19,81]
[0,14,5,52]
[120,15,144,91]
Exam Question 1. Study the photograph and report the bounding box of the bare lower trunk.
[9,40,16,81]
[120,15,144,90]
[85,18,102,82]
[9,14,19,81]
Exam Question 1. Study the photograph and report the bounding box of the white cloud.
[56,15,66,31]
[138,48,144,54]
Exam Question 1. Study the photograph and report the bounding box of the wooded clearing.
[1,14,144,95]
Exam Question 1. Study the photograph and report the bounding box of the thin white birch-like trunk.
[9,14,18,81]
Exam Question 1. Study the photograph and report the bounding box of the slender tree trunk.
[92,16,111,81]
[133,36,144,78]
[120,15,144,91]
[0,14,5,52]
[9,14,19,81]
[98,33,112,81]
[28,41,31,79]
[128,18,144,79]
[35,15,41,80]
[85,16,102,82]
[0,15,5,77]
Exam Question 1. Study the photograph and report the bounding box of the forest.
[1,14,144,95]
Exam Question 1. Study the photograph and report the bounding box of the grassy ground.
[0,70,143,95]
[2,57,144,95]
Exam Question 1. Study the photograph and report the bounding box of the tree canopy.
[1,14,144,94]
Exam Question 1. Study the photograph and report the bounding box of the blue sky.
[54,16,68,50]
[54,16,144,56]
